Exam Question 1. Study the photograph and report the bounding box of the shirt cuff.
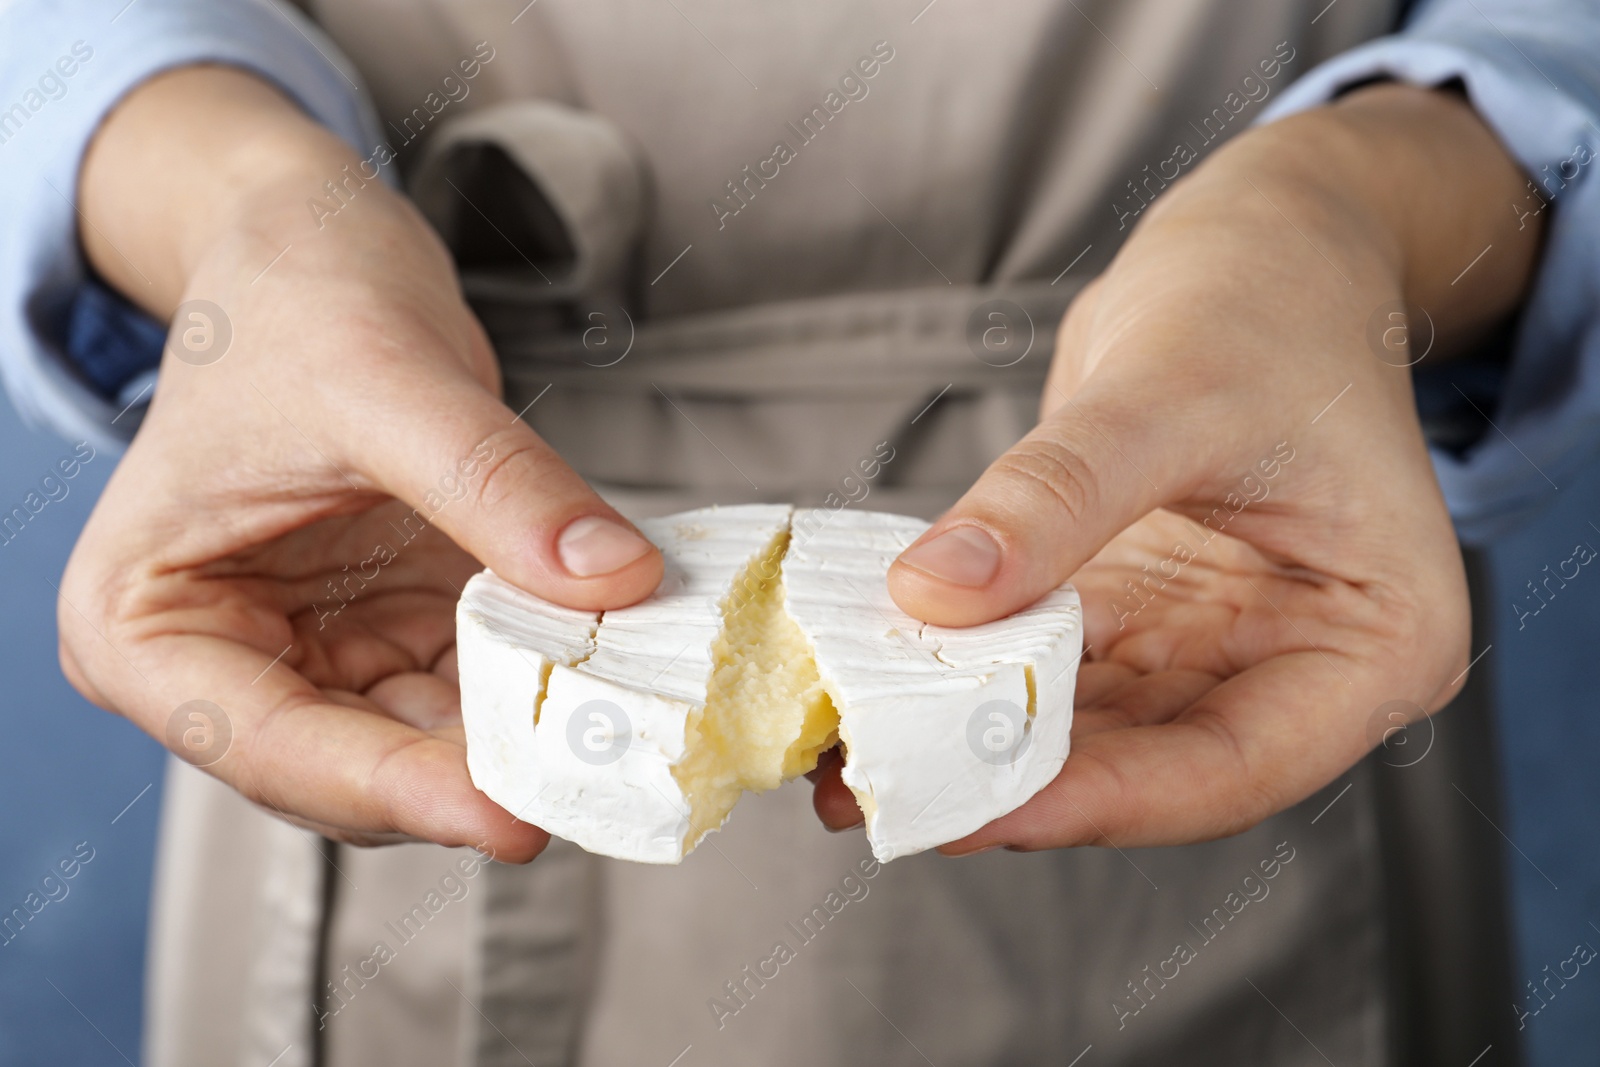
[0,0,383,449]
[1260,4,1600,543]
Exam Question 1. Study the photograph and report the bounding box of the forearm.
[78,65,397,317]
[1134,83,1541,361]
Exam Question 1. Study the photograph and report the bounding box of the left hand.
[809,85,1541,850]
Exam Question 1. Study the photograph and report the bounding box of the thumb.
[888,386,1178,626]
[353,373,662,611]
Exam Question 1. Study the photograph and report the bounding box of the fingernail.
[557,516,654,577]
[898,526,1002,588]
[827,816,865,833]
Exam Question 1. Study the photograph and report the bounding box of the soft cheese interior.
[673,527,841,845]
[457,504,1081,864]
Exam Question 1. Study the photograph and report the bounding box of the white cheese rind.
[784,509,1082,862]
[456,571,597,823]
[457,504,794,863]
[458,505,1081,865]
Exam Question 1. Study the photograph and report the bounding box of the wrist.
[1156,108,1407,297]
[1106,125,1406,355]
[197,155,419,289]
[1200,85,1539,354]
[80,65,403,313]
[183,127,377,279]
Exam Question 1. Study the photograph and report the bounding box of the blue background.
[1485,450,1600,1058]
[0,401,164,1067]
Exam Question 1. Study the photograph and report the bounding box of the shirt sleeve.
[0,0,383,451]
[1261,0,1600,544]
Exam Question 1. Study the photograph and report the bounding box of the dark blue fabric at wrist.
[62,277,165,403]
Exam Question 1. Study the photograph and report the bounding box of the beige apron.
[145,2,1520,1064]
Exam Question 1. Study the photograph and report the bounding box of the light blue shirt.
[0,0,382,450]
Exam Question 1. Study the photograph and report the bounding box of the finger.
[136,629,550,861]
[346,368,663,612]
[320,687,385,713]
[247,802,418,849]
[889,378,1189,626]
[365,671,461,730]
[432,644,459,684]
[812,758,864,831]
[289,587,459,693]
[1072,661,1141,708]
[292,611,419,694]
[940,651,1374,853]
[1071,668,1222,738]
[1037,278,1102,416]
[802,661,1193,839]
[802,742,840,784]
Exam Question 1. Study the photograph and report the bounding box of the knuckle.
[1058,283,1099,326]
[54,558,126,707]
[363,733,433,832]
[55,634,100,706]
[1429,622,1475,710]
[1369,569,1472,712]
[1045,282,1103,397]
[1185,708,1279,833]
[989,436,1099,527]
[1065,749,1136,845]
[467,428,552,516]
[234,773,273,812]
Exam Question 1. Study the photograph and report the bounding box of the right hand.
[812,85,1541,849]
[58,67,661,859]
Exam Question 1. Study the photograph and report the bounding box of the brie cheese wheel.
[457,504,1081,864]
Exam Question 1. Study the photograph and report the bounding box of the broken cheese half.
[457,505,1081,863]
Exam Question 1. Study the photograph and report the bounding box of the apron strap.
[495,281,1076,399]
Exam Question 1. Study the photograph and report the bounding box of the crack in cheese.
[673,529,839,846]
[457,504,1081,864]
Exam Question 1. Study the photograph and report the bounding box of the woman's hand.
[813,84,1543,849]
[59,67,661,859]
